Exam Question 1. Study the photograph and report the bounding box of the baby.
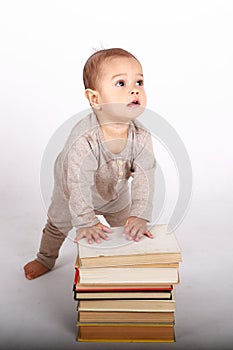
[24,48,156,280]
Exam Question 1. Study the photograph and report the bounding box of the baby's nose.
[130,89,139,94]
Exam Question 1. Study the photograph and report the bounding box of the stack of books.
[73,224,182,343]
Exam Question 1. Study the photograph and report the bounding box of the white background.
[1,1,233,349]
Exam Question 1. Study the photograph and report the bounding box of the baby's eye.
[116,80,125,87]
[136,80,143,86]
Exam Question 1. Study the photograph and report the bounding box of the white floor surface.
[1,193,233,350]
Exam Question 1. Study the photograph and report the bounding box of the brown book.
[78,311,175,323]
[77,323,175,342]
[77,224,182,268]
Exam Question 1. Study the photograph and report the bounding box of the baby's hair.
[83,48,139,90]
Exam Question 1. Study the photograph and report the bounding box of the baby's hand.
[75,223,112,244]
[123,216,154,242]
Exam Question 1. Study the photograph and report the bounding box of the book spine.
[73,268,80,294]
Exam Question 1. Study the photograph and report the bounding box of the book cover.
[77,323,175,342]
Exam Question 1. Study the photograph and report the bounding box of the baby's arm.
[123,216,154,242]
[126,127,156,242]
[75,223,112,244]
[66,136,107,241]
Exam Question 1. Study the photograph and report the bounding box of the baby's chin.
[124,104,146,120]
[100,103,146,121]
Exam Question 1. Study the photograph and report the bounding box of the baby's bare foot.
[24,260,50,280]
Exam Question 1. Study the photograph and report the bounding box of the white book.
[77,224,182,267]
[78,266,179,285]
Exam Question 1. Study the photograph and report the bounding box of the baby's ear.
[85,89,101,110]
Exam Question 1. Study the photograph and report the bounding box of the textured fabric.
[36,111,155,269]
[47,111,156,233]
[36,219,66,269]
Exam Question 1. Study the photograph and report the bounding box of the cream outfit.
[36,112,156,269]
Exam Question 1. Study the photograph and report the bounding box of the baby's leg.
[24,219,68,280]
[103,204,131,227]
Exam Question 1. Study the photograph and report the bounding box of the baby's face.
[96,57,147,121]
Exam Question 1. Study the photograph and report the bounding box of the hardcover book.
[77,224,182,268]
[77,323,175,342]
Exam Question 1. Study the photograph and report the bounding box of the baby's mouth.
[127,99,140,107]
